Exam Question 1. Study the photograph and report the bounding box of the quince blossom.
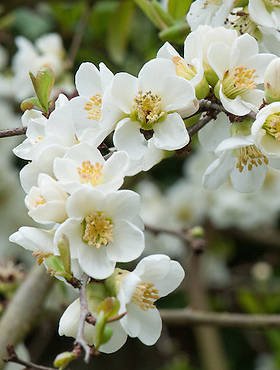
[112,58,198,160]
[53,143,129,194]
[54,188,145,279]
[117,255,184,345]
[208,33,275,115]
[70,62,120,144]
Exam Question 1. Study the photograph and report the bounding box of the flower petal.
[153,113,189,150]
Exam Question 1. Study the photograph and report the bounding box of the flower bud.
[264,58,280,103]
[53,351,77,369]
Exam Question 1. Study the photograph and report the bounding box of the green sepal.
[94,311,113,349]
[57,235,71,276]
[44,255,73,281]
[97,297,120,320]
[195,76,210,100]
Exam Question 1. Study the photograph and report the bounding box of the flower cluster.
[8,7,280,360]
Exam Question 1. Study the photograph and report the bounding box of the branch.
[145,224,205,254]
[4,345,55,370]
[0,265,53,369]
[161,309,280,328]
[67,0,95,67]
[86,311,127,325]
[75,274,91,363]
[0,127,26,138]
[187,114,214,137]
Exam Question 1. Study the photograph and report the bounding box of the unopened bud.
[53,351,77,369]
[264,58,280,103]
[190,226,204,238]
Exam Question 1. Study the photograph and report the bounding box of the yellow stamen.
[35,195,46,207]
[84,94,102,121]
[32,251,52,265]
[235,145,268,172]
[222,66,256,99]
[82,212,113,248]
[172,56,197,80]
[132,282,160,310]
[133,91,165,127]
[263,112,280,141]
[77,161,104,186]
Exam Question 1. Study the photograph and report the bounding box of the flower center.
[84,94,102,121]
[82,212,113,248]
[77,161,104,186]
[172,56,197,80]
[132,91,165,128]
[225,8,259,36]
[132,282,159,310]
[222,66,256,99]
[235,145,268,172]
[35,195,46,207]
[263,112,280,141]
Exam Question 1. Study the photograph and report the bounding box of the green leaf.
[159,21,189,44]
[134,0,166,29]
[107,1,135,64]
[29,67,55,113]
[151,0,174,26]
[167,0,192,20]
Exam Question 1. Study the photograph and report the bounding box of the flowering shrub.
[1,0,280,368]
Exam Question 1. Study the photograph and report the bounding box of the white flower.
[112,58,198,160]
[157,42,208,98]
[15,95,79,193]
[25,174,67,224]
[187,0,234,31]
[12,34,66,101]
[203,135,271,192]
[59,298,127,353]
[184,25,238,85]
[251,102,280,157]
[208,33,275,115]
[248,0,280,31]
[117,254,184,345]
[200,113,280,192]
[54,188,145,279]
[53,143,129,194]
[70,62,120,144]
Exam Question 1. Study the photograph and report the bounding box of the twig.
[0,265,53,370]
[188,115,214,137]
[161,309,280,328]
[199,99,257,120]
[67,0,95,67]
[75,274,91,363]
[4,345,55,370]
[0,127,26,138]
[86,311,127,325]
[145,224,205,254]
